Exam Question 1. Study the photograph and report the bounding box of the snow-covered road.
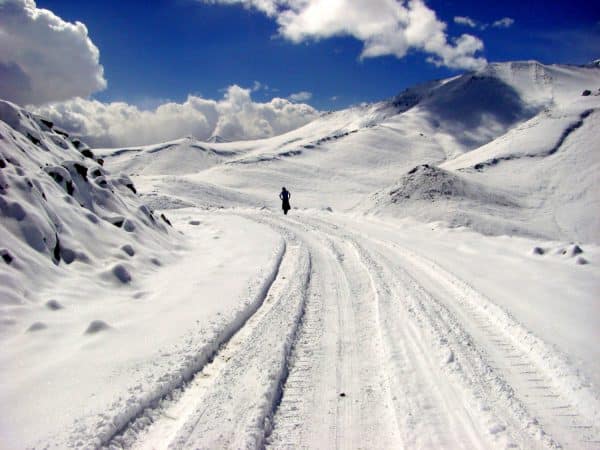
[102,210,600,450]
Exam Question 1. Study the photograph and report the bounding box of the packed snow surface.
[1,61,599,449]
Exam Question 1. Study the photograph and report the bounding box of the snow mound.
[365,165,529,236]
[379,164,517,207]
[0,99,173,312]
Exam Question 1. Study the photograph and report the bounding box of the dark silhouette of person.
[279,187,291,215]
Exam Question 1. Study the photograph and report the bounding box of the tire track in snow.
[300,213,600,448]
[349,239,539,449]
[255,214,401,449]
[101,236,290,449]
[375,240,600,449]
[118,230,311,449]
[94,238,288,449]
[264,214,491,449]
[348,240,490,449]
[105,210,599,449]
[292,214,554,448]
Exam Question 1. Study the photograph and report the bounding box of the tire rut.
[165,240,311,449]
[377,240,600,449]
[106,233,310,449]
[100,238,288,449]
[257,215,402,450]
[301,213,600,448]
[294,214,556,448]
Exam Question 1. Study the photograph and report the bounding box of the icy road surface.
[100,209,600,450]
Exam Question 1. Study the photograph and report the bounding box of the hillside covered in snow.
[97,61,600,242]
[1,60,600,449]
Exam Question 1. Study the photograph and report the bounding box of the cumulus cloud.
[201,0,487,70]
[492,17,515,28]
[454,16,477,28]
[0,0,106,105]
[32,85,319,147]
[288,91,312,102]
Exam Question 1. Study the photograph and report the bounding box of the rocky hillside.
[0,100,175,310]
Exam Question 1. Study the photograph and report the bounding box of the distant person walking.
[279,187,291,215]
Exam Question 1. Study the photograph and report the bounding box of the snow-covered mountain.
[97,60,599,242]
[207,134,230,144]
[1,60,599,449]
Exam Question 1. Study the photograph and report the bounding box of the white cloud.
[32,85,319,147]
[0,0,106,105]
[453,16,477,28]
[492,17,514,28]
[288,91,312,102]
[201,0,487,70]
[454,15,515,31]
[251,80,263,91]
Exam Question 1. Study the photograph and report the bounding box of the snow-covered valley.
[1,61,599,449]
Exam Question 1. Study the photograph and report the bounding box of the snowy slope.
[100,61,600,242]
[354,62,599,241]
[94,137,236,176]
[0,100,175,308]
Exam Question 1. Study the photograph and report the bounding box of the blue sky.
[34,0,600,111]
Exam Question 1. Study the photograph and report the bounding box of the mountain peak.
[207,135,230,144]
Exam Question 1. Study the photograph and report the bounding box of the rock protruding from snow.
[84,320,111,334]
[45,299,63,310]
[0,99,174,312]
[121,244,135,257]
[584,59,600,68]
[26,322,48,332]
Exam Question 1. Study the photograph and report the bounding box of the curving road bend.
[105,210,600,450]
